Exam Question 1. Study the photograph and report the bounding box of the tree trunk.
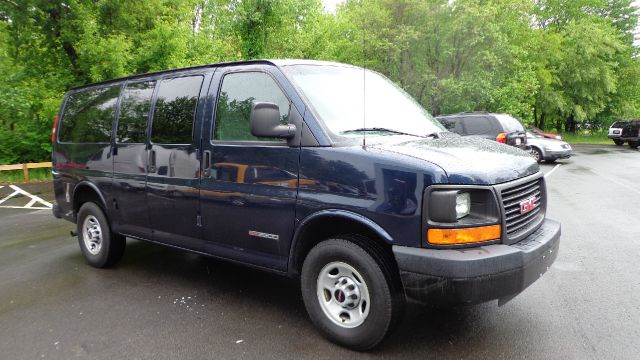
[539,112,546,130]
[565,114,576,133]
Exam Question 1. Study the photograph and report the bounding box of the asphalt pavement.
[0,144,638,359]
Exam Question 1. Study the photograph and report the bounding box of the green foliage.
[0,0,639,164]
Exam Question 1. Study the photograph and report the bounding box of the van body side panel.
[145,72,212,252]
[294,147,448,250]
[111,79,158,238]
[52,83,123,221]
[52,143,114,219]
[199,65,300,271]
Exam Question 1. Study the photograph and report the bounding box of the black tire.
[300,236,404,351]
[613,139,624,146]
[545,158,557,163]
[629,141,639,149]
[531,147,543,163]
[76,202,125,268]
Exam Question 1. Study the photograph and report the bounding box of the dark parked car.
[617,120,640,149]
[437,112,529,150]
[52,60,561,350]
[608,120,628,146]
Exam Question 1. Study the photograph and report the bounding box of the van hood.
[371,136,539,185]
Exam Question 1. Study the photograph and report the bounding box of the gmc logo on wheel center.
[520,197,537,214]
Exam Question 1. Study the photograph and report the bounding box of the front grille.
[500,177,544,239]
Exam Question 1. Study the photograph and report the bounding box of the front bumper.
[608,134,621,139]
[544,149,572,160]
[393,219,561,306]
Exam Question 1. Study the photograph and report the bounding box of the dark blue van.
[52,60,560,350]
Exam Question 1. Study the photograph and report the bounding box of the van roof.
[69,59,355,91]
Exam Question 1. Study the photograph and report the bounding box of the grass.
[558,131,611,145]
[0,168,52,184]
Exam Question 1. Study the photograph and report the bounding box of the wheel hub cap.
[82,215,103,255]
[333,276,361,309]
[316,261,370,328]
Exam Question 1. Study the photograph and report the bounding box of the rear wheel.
[629,141,639,149]
[613,139,624,146]
[300,237,404,351]
[77,202,125,268]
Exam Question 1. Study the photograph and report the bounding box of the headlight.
[455,192,470,219]
[425,187,502,246]
[427,188,500,224]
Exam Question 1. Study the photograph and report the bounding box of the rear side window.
[495,114,525,133]
[59,85,121,143]
[151,76,204,144]
[214,72,290,141]
[117,81,156,143]
[462,116,494,135]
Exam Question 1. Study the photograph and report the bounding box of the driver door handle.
[202,150,211,178]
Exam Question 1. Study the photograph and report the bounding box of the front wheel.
[77,202,125,268]
[300,237,404,350]
[531,147,543,163]
[613,139,624,146]
[629,141,639,149]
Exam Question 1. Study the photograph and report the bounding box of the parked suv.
[608,120,628,146]
[52,60,561,350]
[618,120,640,149]
[437,112,529,150]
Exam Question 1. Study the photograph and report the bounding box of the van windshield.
[281,64,444,137]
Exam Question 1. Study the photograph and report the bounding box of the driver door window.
[214,72,290,141]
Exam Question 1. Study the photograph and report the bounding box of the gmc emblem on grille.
[519,197,537,214]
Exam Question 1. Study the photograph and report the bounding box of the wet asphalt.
[0,144,638,360]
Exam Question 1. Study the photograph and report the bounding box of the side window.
[462,117,491,135]
[59,85,121,143]
[117,81,156,143]
[439,118,456,131]
[214,72,290,141]
[151,76,203,144]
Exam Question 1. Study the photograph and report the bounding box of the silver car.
[526,132,572,163]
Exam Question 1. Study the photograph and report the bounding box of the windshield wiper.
[341,128,420,137]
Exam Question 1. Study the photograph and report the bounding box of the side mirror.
[250,102,296,139]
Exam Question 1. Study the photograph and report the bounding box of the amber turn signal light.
[428,225,501,245]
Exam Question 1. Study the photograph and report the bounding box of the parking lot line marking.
[0,205,52,210]
[544,164,561,178]
[0,189,21,205]
[0,184,53,209]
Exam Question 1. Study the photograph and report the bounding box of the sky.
[322,0,344,13]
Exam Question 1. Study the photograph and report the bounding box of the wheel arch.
[288,210,394,277]
[72,181,108,220]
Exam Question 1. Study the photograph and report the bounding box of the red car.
[527,126,562,140]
